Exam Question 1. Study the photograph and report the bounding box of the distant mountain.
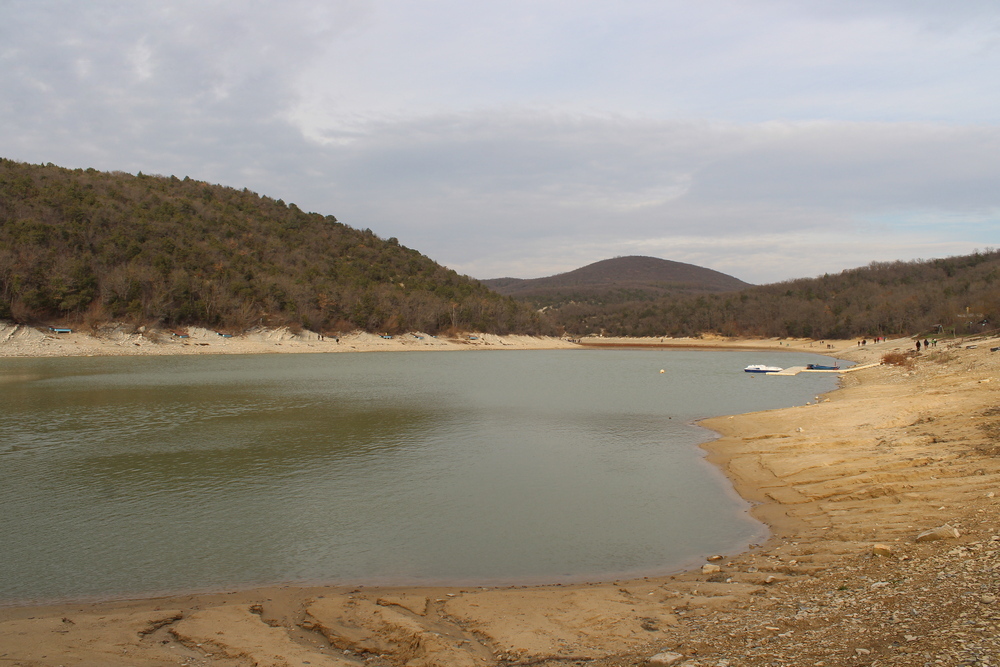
[482,256,751,305]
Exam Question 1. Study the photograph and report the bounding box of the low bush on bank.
[882,351,914,367]
[927,350,957,364]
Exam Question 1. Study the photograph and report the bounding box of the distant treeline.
[0,159,551,335]
[544,251,1000,339]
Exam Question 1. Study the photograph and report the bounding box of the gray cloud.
[2,1,998,285]
[311,115,1000,256]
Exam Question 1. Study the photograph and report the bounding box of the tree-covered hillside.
[546,252,1000,339]
[0,159,550,335]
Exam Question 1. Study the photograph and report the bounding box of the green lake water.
[0,349,844,604]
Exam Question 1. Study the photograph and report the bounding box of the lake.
[0,349,844,604]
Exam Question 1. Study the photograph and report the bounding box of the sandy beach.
[576,334,857,355]
[2,329,999,666]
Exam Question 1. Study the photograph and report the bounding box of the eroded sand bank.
[2,334,999,666]
[0,321,886,358]
[0,321,578,357]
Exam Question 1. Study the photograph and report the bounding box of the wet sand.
[2,331,999,665]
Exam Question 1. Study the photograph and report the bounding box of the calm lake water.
[0,349,844,604]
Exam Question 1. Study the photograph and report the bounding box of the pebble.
[873,543,894,557]
[646,651,685,665]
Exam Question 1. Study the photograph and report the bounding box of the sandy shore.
[577,334,862,356]
[3,332,1000,665]
[0,321,896,358]
[0,321,579,357]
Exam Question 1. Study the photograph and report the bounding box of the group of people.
[856,335,939,352]
[856,336,885,346]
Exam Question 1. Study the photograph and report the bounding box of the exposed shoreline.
[1,320,890,358]
[0,321,579,357]
[3,331,999,665]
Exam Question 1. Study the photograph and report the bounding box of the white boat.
[744,364,783,373]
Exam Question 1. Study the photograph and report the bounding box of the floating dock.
[770,362,880,376]
[771,366,809,376]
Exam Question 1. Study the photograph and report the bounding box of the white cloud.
[127,38,153,81]
[286,0,1000,131]
[305,113,1000,282]
[1,0,999,285]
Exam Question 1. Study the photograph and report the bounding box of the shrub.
[882,352,913,367]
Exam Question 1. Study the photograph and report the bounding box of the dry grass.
[881,351,914,367]
[926,350,958,364]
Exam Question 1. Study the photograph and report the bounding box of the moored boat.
[744,364,783,373]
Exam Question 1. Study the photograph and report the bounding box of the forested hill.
[545,251,1000,339]
[0,159,550,335]
[483,256,750,307]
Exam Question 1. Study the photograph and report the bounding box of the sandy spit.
[3,331,1000,666]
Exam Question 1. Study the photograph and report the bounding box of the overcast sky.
[3,1,999,284]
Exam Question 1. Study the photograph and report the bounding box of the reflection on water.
[0,350,843,603]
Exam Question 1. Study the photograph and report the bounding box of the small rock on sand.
[916,524,960,542]
[873,543,894,557]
